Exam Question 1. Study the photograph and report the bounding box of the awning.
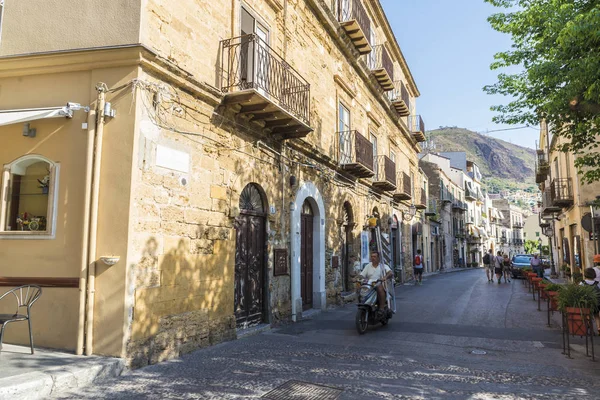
[470,226,481,237]
[0,106,74,126]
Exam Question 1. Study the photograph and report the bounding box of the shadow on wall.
[127,235,235,368]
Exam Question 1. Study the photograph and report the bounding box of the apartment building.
[538,122,600,276]
[0,0,425,366]
[492,199,525,256]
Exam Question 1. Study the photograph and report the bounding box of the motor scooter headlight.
[359,286,370,299]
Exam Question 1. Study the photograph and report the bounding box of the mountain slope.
[427,127,536,185]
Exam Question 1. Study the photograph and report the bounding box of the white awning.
[0,106,73,126]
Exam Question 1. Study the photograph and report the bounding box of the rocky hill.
[426,127,536,187]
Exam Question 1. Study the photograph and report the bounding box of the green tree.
[524,239,541,255]
[484,0,600,183]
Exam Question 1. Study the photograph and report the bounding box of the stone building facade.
[0,0,426,367]
[538,122,600,277]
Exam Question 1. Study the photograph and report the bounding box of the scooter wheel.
[355,309,368,334]
[381,317,388,326]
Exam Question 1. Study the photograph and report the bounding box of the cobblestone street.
[55,270,600,399]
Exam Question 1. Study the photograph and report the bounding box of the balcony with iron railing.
[535,153,550,183]
[220,34,312,139]
[513,239,524,246]
[452,199,467,212]
[337,130,374,178]
[425,199,437,216]
[541,188,561,215]
[408,115,425,142]
[455,227,467,238]
[336,0,372,55]
[415,188,427,210]
[372,155,396,191]
[465,214,475,225]
[387,81,410,116]
[512,221,524,229]
[366,45,394,91]
[550,178,574,207]
[464,187,477,202]
[393,172,411,201]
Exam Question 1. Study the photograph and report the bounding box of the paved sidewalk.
[0,344,124,399]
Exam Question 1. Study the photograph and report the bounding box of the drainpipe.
[76,99,98,355]
[85,83,108,356]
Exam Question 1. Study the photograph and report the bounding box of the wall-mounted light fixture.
[22,123,36,138]
[402,204,416,222]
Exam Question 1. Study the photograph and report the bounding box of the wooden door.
[234,184,266,328]
[301,200,314,310]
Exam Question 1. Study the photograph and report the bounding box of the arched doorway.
[234,184,267,328]
[301,199,314,310]
[390,215,400,275]
[342,202,354,291]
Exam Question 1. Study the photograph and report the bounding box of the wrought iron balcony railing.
[425,199,437,216]
[550,178,573,207]
[336,0,372,54]
[367,44,394,90]
[393,172,411,201]
[372,155,396,191]
[535,152,550,183]
[408,115,425,142]
[388,81,410,116]
[512,221,524,229]
[452,200,467,212]
[220,34,311,138]
[337,130,374,178]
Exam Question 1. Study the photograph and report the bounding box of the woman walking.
[502,254,511,283]
[494,251,504,284]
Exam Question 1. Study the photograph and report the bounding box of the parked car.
[511,254,533,279]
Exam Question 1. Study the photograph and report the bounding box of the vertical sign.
[360,231,370,268]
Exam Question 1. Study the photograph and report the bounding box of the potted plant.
[557,284,598,336]
[545,283,563,311]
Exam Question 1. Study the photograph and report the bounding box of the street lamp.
[542,224,557,278]
[403,204,417,222]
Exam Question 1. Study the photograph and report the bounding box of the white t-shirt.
[593,266,600,284]
[360,263,391,284]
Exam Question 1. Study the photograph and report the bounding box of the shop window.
[0,155,59,238]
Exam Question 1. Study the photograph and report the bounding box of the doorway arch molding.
[290,181,325,321]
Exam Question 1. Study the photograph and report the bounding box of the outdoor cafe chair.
[0,285,42,354]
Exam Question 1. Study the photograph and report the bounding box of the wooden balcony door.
[339,103,351,164]
[241,7,269,96]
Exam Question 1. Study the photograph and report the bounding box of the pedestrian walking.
[494,251,504,284]
[483,249,493,283]
[502,254,511,283]
[414,249,424,285]
[530,254,543,278]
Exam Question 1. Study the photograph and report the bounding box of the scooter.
[355,279,393,334]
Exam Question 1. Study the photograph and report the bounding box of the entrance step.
[237,323,271,340]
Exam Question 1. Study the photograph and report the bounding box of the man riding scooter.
[359,250,394,316]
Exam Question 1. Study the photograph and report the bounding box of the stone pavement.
[0,344,124,399]
[50,269,600,399]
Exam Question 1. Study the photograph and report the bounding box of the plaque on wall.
[274,249,288,276]
[332,255,339,269]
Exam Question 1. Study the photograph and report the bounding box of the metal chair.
[0,285,42,354]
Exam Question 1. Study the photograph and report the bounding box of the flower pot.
[531,277,542,289]
[565,307,590,336]
[538,284,548,299]
[547,291,559,310]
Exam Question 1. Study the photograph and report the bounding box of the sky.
[380,0,539,149]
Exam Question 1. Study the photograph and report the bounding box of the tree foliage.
[484,0,600,183]
[524,239,541,255]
